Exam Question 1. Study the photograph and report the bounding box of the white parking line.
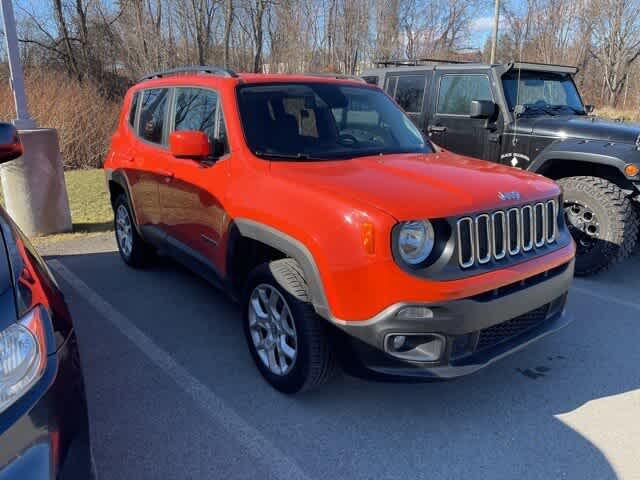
[571,285,640,312]
[49,260,313,480]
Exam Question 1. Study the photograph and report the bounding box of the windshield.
[502,70,585,115]
[236,82,433,160]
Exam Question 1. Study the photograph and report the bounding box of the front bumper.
[0,333,92,479]
[333,259,574,380]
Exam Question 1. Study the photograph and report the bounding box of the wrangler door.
[428,71,498,160]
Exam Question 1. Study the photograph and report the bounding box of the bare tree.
[223,0,234,67]
[592,0,640,106]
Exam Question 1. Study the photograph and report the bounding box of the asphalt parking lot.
[39,234,640,480]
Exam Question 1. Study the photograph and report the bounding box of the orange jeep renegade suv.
[104,66,575,393]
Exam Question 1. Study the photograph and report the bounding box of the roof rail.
[375,57,472,67]
[138,65,238,82]
[303,72,366,83]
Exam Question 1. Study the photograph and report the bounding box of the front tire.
[113,194,154,268]
[558,176,639,276]
[243,260,336,394]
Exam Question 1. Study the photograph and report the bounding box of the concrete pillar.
[0,128,72,236]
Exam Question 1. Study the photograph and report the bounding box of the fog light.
[392,335,407,351]
[395,306,434,320]
[385,333,445,362]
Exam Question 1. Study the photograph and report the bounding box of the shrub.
[0,69,120,169]
[595,107,640,123]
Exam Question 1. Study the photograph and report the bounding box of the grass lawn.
[0,169,113,244]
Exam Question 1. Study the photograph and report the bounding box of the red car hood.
[269,152,560,220]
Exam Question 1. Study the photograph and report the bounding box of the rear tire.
[243,259,337,394]
[558,176,639,276]
[113,194,154,268]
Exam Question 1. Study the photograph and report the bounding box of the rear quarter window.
[128,92,139,128]
[394,75,426,113]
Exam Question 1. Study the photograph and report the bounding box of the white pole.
[1,0,36,129]
[490,0,501,65]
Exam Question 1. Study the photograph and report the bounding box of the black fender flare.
[231,218,332,320]
[105,169,141,231]
[528,138,637,178]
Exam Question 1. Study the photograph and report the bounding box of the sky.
[3,0,501,53]
[469,12,502,49]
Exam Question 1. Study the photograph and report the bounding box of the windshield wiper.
[254,151,316,160]
[549,104,585,115]
[515,103,558,116]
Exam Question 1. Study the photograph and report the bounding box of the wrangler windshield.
[237,83,432,160]
[502,70,585,115]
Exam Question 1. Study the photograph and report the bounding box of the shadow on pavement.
[48,249,634,480]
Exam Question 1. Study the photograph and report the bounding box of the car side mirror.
[584,104,595,114]
[169,131,211,160]
[470,100,496,119]
[0,123,23,164]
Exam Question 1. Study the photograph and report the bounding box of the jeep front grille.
[456,199,558,269]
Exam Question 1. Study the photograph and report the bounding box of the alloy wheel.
[248,284,298,376]
[115,204,133,258]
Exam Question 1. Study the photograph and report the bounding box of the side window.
[128,92,139,128]
[437,75,492,116]
[173,87,229,155]
[362,75,379,86]
[217,112,229,154]
[385,76,398,96]
[173,88,218,141]
[138,89,169,144]
[394,75,426,113]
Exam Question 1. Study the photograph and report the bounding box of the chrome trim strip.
[475,214,491,264]
[507,208,521,255]
[534,202,546,247]
[546,200,557,243]
[491,211,507,260]
[521,205,534,252]
[457,217,475,268]
[201,234,218,246]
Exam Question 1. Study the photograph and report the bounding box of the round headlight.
[398,220,435,265]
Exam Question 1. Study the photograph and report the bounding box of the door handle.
[488,133,501,144]
[428,125,447,133]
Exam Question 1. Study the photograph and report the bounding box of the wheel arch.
[532,155,636,194]
[229,219,331,319]
[106,169,141,229]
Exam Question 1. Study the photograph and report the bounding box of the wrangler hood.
[511,115,640,145]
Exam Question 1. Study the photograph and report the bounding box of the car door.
[160,86,230,274]
[429,72,495,159]
[129,88,172,238]
[384,72,430,132]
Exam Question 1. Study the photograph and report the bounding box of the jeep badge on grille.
[498,191,521,201]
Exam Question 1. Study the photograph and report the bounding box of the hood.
[512,115,640,144]
[269,152,559,220]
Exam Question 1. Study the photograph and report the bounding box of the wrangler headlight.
[397,220,435,265]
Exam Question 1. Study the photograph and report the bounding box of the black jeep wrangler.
[362,60,640,275]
